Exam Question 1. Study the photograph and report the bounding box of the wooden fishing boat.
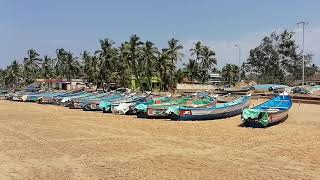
[38,91,82,104]
[101,94,144,113]
[23,92,61,102]
[0,90,8,100]
[241,92,292,128]
[136,96,193,119]
[60,92,92,106]
[82,93,126,111]
[134,96,172,117]
[69,93,108,109]
[168,95,251,121]
[12,91,34,101]
[138,96,217,119]
[111,95,149,115]
[85,93,125,112]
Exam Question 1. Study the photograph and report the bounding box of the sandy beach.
[0,99,319,179]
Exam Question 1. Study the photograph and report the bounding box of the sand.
[0,100,319,179]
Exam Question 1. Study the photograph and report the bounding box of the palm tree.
[166,38,183,88]
[107,43,130,88]
[5,60,21,90]
[23,49,42,84]
[141,41,157,91]
[95,39,117,87]
[199,46,217,83]
[55,48,68,78]
[123,35,144,90]
[65,52,81,81]
[174,69,185,84]
[183,59,199,82]
[221,64,239,85]
[156,50,171,91]
[41,55,54,80]
[0,69,5,88]
[55,48,81,81]
[190,41,202,62]
[82,51,95,84]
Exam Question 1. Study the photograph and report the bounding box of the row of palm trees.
[0,35,236,91]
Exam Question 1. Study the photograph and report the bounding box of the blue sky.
[1,0,320,68]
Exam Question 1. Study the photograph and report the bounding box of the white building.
[208,73,222,85]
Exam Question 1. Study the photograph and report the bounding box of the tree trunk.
[134,73,143,92]
[147,76,152,91]
[159,71,163,92]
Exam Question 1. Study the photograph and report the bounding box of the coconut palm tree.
[23,49,42,84]
[155,50,171,91]
[0,69,5,88]
[183,59,199,82]
[95,39,117,86]
[221,64,239,85]
[199,46,217,83]
[65,52,81,81]
[5,60,21,90]
[41,55,55,80]
[123,35,144,90]
[190,41,202,62]
[166,38,183,87]
[111,43,132,88]
[174,69,185,84]
[82,51,95,84]
[55,48,68,78]
[141,41,157,91]
[55,48,81,81]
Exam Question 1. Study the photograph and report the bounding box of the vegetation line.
[0,31,319,91]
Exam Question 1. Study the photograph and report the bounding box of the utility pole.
[297,21,307,85]
[234,44,241,83]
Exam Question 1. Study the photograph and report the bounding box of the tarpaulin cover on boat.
[166,98,215,115]
[134,97,171,112]
[242,109,269,126]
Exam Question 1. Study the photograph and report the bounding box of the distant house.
[35,79,87,90]
[178,77,216,93]
[130,76,161,91]
[208,73,222,85]
[181,78,200,84]
[181,74,222,85]
[306,73,320,85]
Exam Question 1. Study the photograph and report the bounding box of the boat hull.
[243,110,289,128]
[168,95,251,121]
[137,111,169,119]
[169,105,249,121]
[241,92,292,128]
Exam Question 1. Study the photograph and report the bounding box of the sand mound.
[234,81,248,88]
[248,80,257,85]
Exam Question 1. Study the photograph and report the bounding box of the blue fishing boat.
[241,92,292,128]
[38,91,77,104]
[111,94,150,115]
[69,92,108,109]
[60,92,92,106]
[22,92,62,102]
[84,93,125,111]
[167,94,251,121]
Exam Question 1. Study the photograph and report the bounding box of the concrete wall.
[67,83,86,90]
[176,83,216,92]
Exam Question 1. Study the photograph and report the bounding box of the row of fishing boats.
[2,89,293,128]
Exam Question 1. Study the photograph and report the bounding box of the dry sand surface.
[0,100,320,179]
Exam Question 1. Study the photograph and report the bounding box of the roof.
[35,79,86,83]
[306,73,320,82]
[182,77,200,84]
